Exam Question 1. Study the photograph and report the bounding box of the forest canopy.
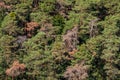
[0,0,120,80]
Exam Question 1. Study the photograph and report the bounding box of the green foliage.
[53,15,65,27]
[62,12,80,34]
[30,12,51,23]
[0,35,17,80]
[38,0,55,13]
[15,3,31,22]
[0,12,23,36]
[52,15,65,34]
[0,8,6,27]
[1,12,16,28]
[3,0,20,5]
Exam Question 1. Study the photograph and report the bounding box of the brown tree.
[0,1,11,9]
[6,60,26,80]
[25,22,39,37]
[68,49,77,55]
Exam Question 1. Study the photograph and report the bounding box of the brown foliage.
[6,60,26,77]
[64,61,88,80]
[68,49,77,55]
[0,2,11,9]
[25,22,39,37]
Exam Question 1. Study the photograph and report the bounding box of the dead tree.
[16,36,27,44]
[6,60,25,80]
[32,0,39,8]
[63,26,78,52]
[25,22,39,37]
[64,61,88,80]
[89,18,99,38]
[0,1,11,9]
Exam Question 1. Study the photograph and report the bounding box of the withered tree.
[89,18,99,38]
[6,60,25,80]
[63,26,78,52]
[64,61,88,80]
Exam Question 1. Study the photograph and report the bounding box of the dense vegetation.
[0,0,120,80]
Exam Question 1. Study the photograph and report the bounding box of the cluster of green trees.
[0,0,120,80]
